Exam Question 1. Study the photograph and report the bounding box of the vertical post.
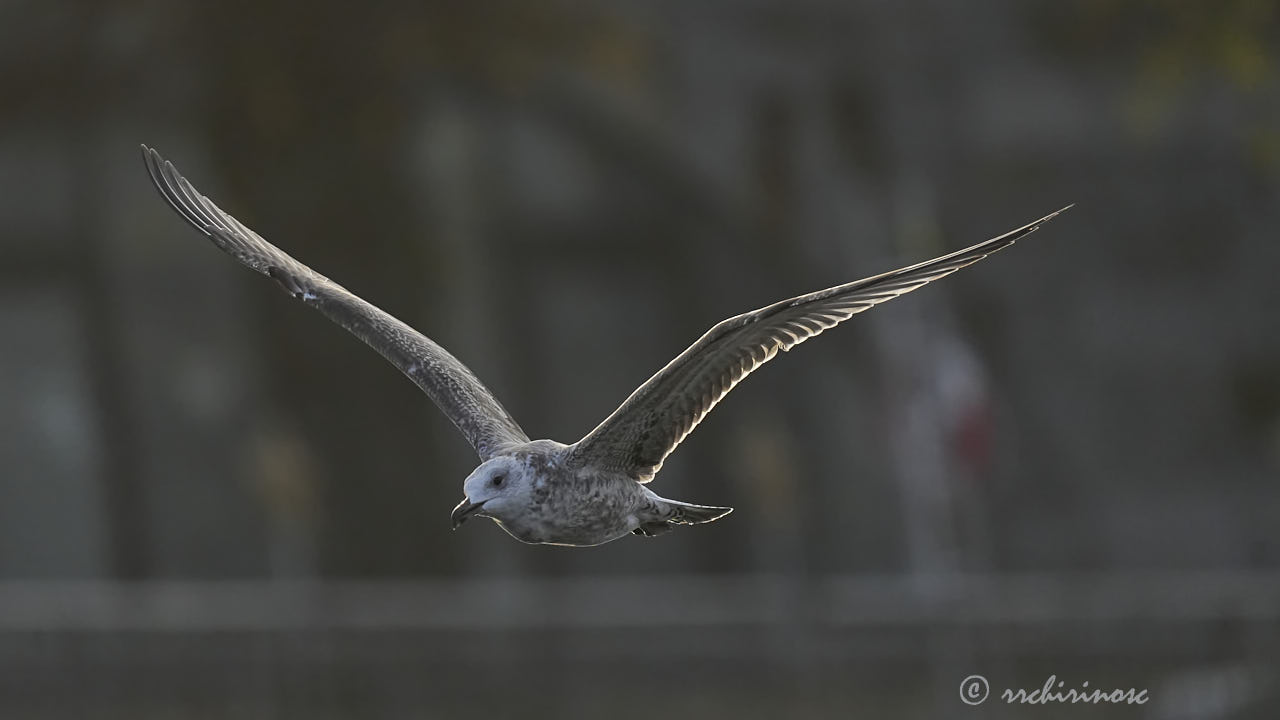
[69,20,149,578]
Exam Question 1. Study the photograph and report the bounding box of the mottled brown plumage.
[566,206,1069,483]
[142,144,1068,546]
[142,147,528,461]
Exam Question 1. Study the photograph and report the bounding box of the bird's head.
[451,456,531,530]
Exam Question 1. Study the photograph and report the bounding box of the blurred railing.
[2,571,1279,632]
[2,574,1277,718]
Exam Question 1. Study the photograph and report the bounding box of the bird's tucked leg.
[632,521,673,537]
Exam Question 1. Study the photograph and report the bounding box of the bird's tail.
[667,500,734,525]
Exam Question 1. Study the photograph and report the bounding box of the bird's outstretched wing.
[141,145,530,460]
[567,207,1070,482]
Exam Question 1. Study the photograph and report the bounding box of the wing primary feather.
[568,205,1071,482]
[141,144,531,459]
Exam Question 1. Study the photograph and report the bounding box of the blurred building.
[0,0,1277,717]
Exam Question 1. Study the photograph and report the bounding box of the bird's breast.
[524,473,644,546]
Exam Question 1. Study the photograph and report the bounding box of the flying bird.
[142,145,1069,547]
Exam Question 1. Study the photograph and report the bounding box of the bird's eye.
[491,474,505,488]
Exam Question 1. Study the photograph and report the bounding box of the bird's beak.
[451,497,484,529]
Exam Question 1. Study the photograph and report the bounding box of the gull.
[142,145,1069,547]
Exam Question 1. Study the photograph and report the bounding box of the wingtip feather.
[1043,203,1074,221]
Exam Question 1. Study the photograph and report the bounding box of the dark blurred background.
[1,0,1278,717]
